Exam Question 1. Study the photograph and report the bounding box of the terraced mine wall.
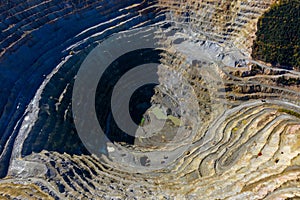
[158,0,276,55]
[0,0,299,199]
[0,0,164,178]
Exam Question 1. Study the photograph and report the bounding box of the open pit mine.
[0,0,299,199]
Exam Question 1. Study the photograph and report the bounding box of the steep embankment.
[0,0,299,199]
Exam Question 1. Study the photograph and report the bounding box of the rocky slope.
[0,0,299,199]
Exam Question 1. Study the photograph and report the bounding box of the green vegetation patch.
[139,117,145,126]
[252,0,300,70]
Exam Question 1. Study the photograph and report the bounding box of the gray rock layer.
[0,0,300,199]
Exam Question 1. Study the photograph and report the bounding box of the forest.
[252,0,300,70]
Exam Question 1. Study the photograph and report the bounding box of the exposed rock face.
[0,0,299,199]
[158,0,276,55]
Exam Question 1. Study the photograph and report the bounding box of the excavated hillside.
[0,0,299,199]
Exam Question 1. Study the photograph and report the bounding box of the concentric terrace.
[0,0,299,199]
